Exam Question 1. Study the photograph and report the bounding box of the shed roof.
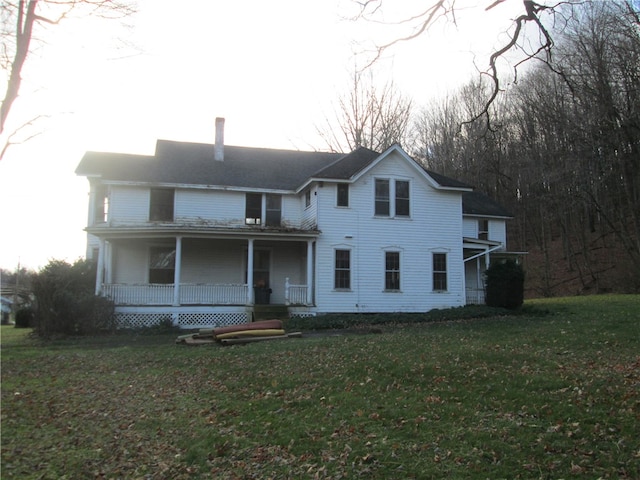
[462,191,513,218]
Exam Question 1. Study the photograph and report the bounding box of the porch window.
[265,194,282,226]
[385,251,400,291]
[337,183,349,207]
[375,179,390,216]
[149,189,174,222]
[245,193,262,224]
[395,180,410,217]
[334,249,351,290]
[149,247,175,284]
[433,253,447,291]
[478,219,489,240]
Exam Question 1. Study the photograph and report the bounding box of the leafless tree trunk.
[0,0,135,160]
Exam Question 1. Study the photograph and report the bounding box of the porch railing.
[285,277,309,305]
[102,283,249,306]
[465,288,485,305]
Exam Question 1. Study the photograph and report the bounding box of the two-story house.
[75,118,518,329]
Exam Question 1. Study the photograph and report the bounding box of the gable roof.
[462,191,513,218]
[76,140,505,217]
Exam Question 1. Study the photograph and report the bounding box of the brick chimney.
[214,117,225,161]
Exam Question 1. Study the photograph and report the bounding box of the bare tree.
[408,1,640,295]
[318,71,412,153]
[353,0,582,127]
[0,0,135,160]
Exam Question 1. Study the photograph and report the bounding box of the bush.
[485,260,525,309]
[14,306,35,328]
[30,259,116,338]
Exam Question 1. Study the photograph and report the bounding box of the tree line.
[324,1,640,295]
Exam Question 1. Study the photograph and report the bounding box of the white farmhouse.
[75,118,518,329]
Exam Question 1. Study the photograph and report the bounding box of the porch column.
[95,237,105,296]
[306,240,313,305]
[247,239,254,304]
[476,257,482,304]
[173,236,183,306]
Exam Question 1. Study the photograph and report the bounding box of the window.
[385,251,400,291]
[149,189,174,222]
[337,184,349,207]
[395,180,410,217]
[375,179,390,216]
[433,253,447,291]
[305,189,311,208]
[375,179,410,217]
[245,193,262,224]
[149,247,175,284]
[478,219,489,240]
[265,194,282,226]
[245,193,282,226]
[94,185,108,223]
[334,249,351,289]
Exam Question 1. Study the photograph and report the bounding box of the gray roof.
[462,191,513,218]
[76,140,507,216]
[77,141,344,191]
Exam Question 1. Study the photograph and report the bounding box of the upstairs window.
[149,189,174,222]
[305,189,311,208]
[245,193,282,226]
[149,247,175,284]
[478,219,489,240]
[385,251,400,291]
[265,194,282,227]
[375,178,410,217]
[375,179,390,216]
[334,249,351,290]
[94,185,109,223]
[245,193,262,225]
[432,253,447,291]
[395,180,410,217]
[337,184,349,207]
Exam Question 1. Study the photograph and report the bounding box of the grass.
[2,295,639,479]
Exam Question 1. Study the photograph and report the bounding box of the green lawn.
[2,295,639,479]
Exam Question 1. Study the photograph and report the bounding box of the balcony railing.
[102,283,249,306]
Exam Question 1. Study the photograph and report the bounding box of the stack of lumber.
[176,319,302,346]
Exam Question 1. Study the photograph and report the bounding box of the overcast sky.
[0,0,523,271]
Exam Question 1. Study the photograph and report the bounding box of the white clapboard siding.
[180,239,245,284]
[112,241,150,283]
[175,189,244,223]
[313,150,465,313]
[489,219,507,246]
[301,186,318,229]
[109,186,149,224]
[462,218,478,238]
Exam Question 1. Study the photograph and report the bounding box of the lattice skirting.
[115,308,252,329]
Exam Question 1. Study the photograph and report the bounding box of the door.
[253,250,271,304]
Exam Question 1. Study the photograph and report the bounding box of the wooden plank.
[215,329,285,340]
[220,332,302,346]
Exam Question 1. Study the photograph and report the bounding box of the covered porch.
[464,237,527,305]
[92,230,318,326]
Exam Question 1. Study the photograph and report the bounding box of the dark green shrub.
[485,260,525,309]
[14,306,35,328]
[30,259,116,337]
